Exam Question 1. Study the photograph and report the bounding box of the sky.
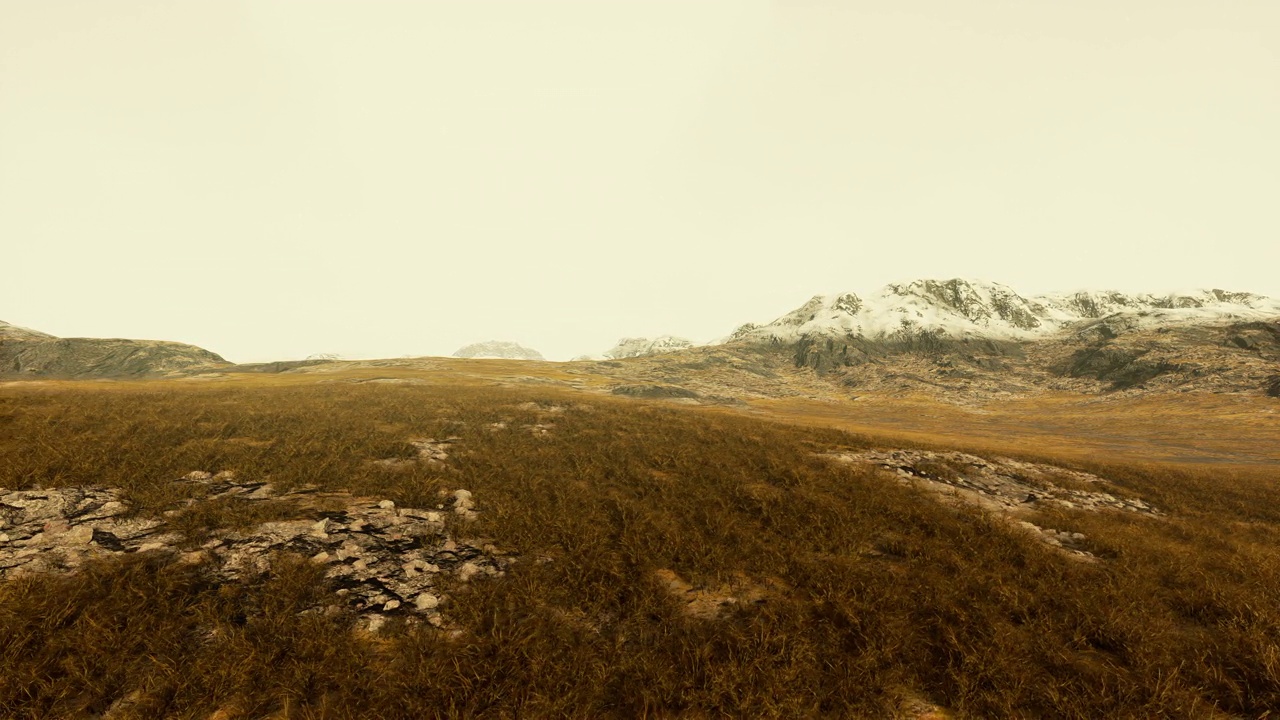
[2,1,1277,362]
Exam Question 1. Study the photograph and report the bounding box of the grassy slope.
[1,375,1279,718]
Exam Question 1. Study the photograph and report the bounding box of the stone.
[0,478,512,626]
[378,500,395,510]
[827,448,1157,560]
[457,562,482,582]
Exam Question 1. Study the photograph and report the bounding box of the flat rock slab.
[0,472,512,629]
[826,449,1161,559]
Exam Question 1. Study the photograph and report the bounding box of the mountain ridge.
[0,321,228,378]
[730,279,1280,345]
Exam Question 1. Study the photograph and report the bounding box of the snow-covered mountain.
[603,336,695,360]
[731,279,1280,344]
[452,341,545,361]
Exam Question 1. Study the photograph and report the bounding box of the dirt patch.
[652,568,784,619]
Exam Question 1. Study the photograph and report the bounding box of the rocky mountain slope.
[0,320,228,379]
[731,279,1280,344]
[613,279,1274,401]
[0,320,54,342]
[452,341,544,361]
[574,310,1280,404]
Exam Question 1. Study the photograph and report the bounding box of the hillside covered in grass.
[2,379,1279,718]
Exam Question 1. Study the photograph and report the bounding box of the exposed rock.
[373,437,461,471]
[0,475,513,626]
[410,437,460,466]
[452,341,544,361]
[826,449,1160,559]
[0,487,175,576]
[1056,345,1179,390]
[451,489,477,520]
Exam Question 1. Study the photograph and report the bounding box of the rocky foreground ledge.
[0,472,512,632]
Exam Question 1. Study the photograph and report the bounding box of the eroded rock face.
[0,473,512,629]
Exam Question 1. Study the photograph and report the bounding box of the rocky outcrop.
[0,472,513,630]
[827,449,1160,560]
[452,341,544,361]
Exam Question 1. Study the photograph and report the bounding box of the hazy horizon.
[4,1,1277,362]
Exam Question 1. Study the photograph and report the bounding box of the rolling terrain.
[2,280,1279,718]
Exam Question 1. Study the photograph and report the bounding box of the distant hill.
[0,321,227,378]
[603,336,695,360]
[452,341,544,361]
[0,320,54,342]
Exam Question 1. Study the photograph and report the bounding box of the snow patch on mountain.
[452,341,545,361]
[733,280,1280,344]
[603,336,695,360]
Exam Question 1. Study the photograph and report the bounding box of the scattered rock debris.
[0,472,512,630]
[516,401,565,414]
[410,436,460,466]
[374,436,460,471]
[826,449,1160,559]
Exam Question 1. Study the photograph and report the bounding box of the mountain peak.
[733,279,1280,344]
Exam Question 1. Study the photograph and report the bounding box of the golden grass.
[750,392,1280,468]
[1,373,1279,718]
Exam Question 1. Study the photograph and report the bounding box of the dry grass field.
[2,364,1279,718]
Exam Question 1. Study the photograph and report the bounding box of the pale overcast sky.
[2,1,1277,362]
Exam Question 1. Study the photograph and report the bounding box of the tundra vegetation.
[1,375,1279,718]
